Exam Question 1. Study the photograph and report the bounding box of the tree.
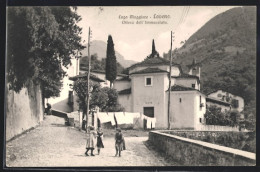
[204,105,238,126]
[73,79,124,114]
[7,7,85,107]
[73,78,108,116]
[73,78,89,116]
[105,35,117,88]
[102,87,124,112]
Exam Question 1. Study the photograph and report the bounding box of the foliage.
[7,7,85,99]
[204,105,239,127]
[168,131,256,153]
[73,78,124,113]
[89,83,108,110]
[80,54,125,74]
[241,100,256,131]
[101,87,124,112]
[105,35,117,88]
[162,6,256,133]
[164,7,256,108]
[73,78,90,114]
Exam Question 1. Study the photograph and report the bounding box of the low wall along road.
[149,130,255,166]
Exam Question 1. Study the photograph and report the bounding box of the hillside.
[80,54,126,74]
[165,6,256,105]
[80,40,137,68]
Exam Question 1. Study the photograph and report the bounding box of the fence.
[196,124,239,131]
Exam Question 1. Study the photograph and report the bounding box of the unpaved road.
[5,115,169,167]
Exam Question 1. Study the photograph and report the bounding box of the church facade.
[114,45,206,129]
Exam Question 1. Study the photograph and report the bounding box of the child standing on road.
[115,128,126,157]
[96,127,104,155]
[85,126,96,156]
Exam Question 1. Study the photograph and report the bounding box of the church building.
[114,40,206,129]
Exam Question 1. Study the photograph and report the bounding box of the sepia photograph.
[4,4,256,168]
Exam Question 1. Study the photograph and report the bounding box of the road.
[6,115,169,167]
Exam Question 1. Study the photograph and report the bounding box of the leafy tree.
[73,78,89,116]
[7,7,85,106]
[73,78,124,115]
[90,84,108,110]
[105,35,117,88]
[102,87,124,112]
[204,105,238,126]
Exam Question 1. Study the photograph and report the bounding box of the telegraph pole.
[167,31,174,130]
[86,27,92,127]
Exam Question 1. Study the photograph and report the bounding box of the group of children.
[85,126,125,157]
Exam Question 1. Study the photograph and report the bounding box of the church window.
[145,76,153,86]
[192,84,195,88]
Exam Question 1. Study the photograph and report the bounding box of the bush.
[167,131,255,153]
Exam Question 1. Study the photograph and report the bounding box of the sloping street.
[5,115,168,167]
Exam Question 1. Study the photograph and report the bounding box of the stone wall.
[163,130,255,153]
[5,82,44,141]
[149,131,255,166]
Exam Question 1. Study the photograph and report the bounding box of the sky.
[77,6,238,62]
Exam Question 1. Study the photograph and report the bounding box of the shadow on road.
[50,123,66,127]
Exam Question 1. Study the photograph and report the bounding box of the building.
[80,69,127,88]
[45,57,80,113]
[206,97,231,112]
[114,42,206,129]
[207,90,244,112]
[47,56,128,113]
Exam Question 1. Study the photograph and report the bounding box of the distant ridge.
[164,6,256,104]
[80,40,137,68]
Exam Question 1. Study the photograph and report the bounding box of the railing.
[196,124,239,131]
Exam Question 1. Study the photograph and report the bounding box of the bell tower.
[188,59,200,79]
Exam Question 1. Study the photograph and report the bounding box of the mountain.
[165,6,256,105]
[80,40,137,68]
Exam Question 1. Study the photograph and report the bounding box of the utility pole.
[86,27,92,127]
[167,31,174,130]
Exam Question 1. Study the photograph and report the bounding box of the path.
[6,115,168,167]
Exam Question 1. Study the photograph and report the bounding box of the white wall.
[46,58,78,113]
[118,94,132,112]
[5,83,44,141]
[114,81,131,92]
[175,78,199,90]
[232,95,244,112]
[194,93,206,130]
[131,73,168,128]
[208,90,244,112]
[168,91,196,129]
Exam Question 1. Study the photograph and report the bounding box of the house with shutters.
[207,90,244,112]
[114,42,207,129]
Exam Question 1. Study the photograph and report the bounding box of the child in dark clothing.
[115,128,126,157]
[96,127,104,155]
